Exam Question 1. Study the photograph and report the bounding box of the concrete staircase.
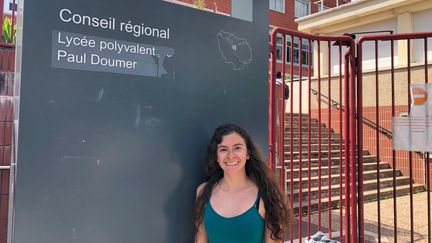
[284,113,424,215]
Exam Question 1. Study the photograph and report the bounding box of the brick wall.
[270,0,346,30]
[0,48,14,72]
[275,63,312,78]
[269,5,295,30]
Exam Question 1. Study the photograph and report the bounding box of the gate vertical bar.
[307,39,312,241]
[343,51,351,243]
[298,37,304,241]
[298,37,303,243]
[281,35,286,193]
[317,40,322,231]
[349,46,358,243]
[356,39,365,243]
[327,41,332,238]
[407,39,414,243]
[374,40,382,243]
[289,34,294,243]
[269,31,277,172]
[427,150,431,243]
[338,43,343,243]
[390,39,398,243]
[11,0,15,43]
[279,34,287,191]
[425,37,431,243]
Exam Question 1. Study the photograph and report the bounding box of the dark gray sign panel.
[13,0,268,242]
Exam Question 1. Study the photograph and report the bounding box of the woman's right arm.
[195,183,208,243]
[195,222,208,243]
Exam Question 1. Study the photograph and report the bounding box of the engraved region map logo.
[217,30,252,71]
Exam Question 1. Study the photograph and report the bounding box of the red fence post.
[269,30,277,172]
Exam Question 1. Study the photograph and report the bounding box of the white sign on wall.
[393,83,432,152]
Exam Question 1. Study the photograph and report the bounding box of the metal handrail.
[311,88,393,138]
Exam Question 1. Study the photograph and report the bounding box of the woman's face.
[216,132,249,175]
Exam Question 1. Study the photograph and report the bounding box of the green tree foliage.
[2,17,16,44]
[193,0,206,10]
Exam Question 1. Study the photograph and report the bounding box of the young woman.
[194,124,290,243]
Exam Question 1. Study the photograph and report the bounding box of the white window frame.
[269,0,285,13]
[294,0,310,18]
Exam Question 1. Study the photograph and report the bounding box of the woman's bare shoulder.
[196,182,208,198]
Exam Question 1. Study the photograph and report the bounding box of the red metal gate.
[270,28,432,243]
[357,32,432,243]
[269,28,357,243]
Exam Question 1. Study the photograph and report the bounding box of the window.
[286,37,312,66]
[295,0,310,18]
[318,4,329,12]
[315,0,329,12]
[3,0,18,14]
[269,0,284,13]
[271,31,313,67]
[276,34,283,62]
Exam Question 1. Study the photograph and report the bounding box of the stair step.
[290,183,425,215]
[285,122,325,128]
[284,126,328,132]
[284,132,340,138]
[285,143,344,151]
[283,155,377,168]
[285,113,311,118]
[284,128,332,134]
[285,117,333,122]
[285,161,390,178]
[285,149,369,160]
[287,169,398,188]
[288,174,408,202]
[286,113,309,116]
[286,137,343,144]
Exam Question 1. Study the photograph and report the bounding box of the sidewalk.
[285,191,432,243]
[362,190,432,243]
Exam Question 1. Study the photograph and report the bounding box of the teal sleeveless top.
[204,193,265,243]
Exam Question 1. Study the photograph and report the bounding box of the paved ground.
[362,191,432,243]
[284,191,432,243]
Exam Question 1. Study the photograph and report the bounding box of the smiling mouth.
[225,161,239,166]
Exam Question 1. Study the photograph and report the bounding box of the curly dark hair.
[194,124,290,240]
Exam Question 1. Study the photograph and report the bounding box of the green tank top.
[204,193,265,243]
